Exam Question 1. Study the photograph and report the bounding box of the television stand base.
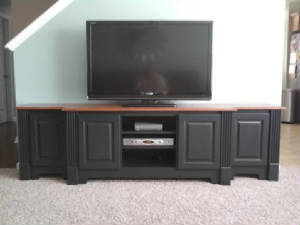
[15,104,283,185]
[123,101,176,107]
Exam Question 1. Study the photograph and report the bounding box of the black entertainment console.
[16,104,283,185]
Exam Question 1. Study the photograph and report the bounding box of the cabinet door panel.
[30,112,65,167]
[179,114,221,169]
[232,112,269,166]
[187,122,214,161]
[79,114,120,169]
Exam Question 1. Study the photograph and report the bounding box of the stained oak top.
[16,104,285,112]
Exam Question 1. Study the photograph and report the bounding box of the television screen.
[87,21,212,100]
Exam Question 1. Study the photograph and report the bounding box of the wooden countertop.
[15,104,285,112]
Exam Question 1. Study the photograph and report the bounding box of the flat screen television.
[87,21,213,101]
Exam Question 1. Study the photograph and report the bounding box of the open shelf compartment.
[122,148,176,167]
[121,115,177,167]
[122,115,177,133]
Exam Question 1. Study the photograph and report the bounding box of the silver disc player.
[123,138,174,146]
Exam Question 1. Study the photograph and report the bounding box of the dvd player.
[123,138,174,146]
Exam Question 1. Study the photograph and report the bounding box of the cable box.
[134,122,163,131]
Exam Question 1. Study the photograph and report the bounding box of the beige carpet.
[0,167,299,225]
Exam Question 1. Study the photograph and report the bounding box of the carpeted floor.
[0,167,299,225]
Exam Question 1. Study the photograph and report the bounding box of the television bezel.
[87,21,213,100]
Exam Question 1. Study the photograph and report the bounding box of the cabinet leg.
[220,167,232,185]
[258,170,267,180]
[67,167,79,185]
[210,175,219,184]
[19,163,31,180]
[62,172,67,180]
[268,163,279,181]
[31,172,40,180]
[79,177,87,184]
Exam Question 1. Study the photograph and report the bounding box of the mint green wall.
[14,0,285,105]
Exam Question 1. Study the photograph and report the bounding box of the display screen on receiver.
[87,21,212,100]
